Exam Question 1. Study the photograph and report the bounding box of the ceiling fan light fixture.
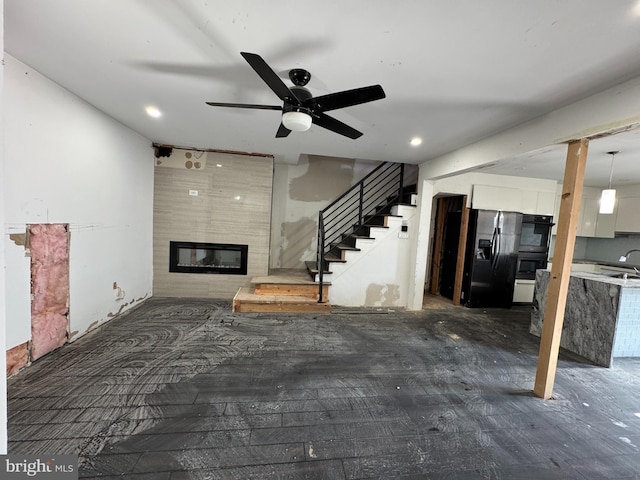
[282,110,312,132]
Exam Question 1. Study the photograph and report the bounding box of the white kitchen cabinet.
[577,194,598,237]
[520,190,556,215]
[594,208,617,238]
[535,191,556,216]
[513,279,535,303]
[615,196,640,233]
[520,190,538,214]
[552,186,617,238]
[472,184,555,215]
[472,185,522,211]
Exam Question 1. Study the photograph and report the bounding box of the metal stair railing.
[316,161,416,303]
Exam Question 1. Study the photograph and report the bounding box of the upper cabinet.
[472,185,521,211]
[551,185,617,238]
[472,184,555,215]
[615,195,640,233]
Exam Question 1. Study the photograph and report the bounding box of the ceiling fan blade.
[240,52,301,104]
[206,101,282,111]
[275,123,291,138]
[312,112,363,139]
[311,85,385,112]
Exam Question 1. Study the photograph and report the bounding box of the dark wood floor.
[7,297,640,479]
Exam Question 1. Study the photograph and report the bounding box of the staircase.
[232,161,418,313]
[314,162,417,303]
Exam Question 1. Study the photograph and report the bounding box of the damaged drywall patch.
[9,232,27,246]
[289,155,356,202]
[365,283,401,307]
[113,281,126,300]
[108,302,130,318]
[279,217,317,268]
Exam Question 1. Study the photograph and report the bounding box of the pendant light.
[599,150,618,214]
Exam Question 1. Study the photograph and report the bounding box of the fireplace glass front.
[169,241,248,275]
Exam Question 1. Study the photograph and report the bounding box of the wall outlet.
[398,232,410,239]
[189,190,198,196]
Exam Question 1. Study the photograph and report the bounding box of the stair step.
[252,281,329,300]
[329,243,361,261]
[341,234,373,247]
[232,287,331,313]
[305,260,331,276]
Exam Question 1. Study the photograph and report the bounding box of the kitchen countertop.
[567,258,640,269]
[530,269,637,367]
[565,270,640,287]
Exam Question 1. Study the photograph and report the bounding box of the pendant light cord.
[606,150,618,189]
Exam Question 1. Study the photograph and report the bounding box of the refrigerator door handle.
[491,227,500,269]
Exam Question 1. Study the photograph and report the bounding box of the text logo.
[1,456,78,479]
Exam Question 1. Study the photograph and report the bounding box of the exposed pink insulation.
[29,224,70,361]
[6,342,29,376]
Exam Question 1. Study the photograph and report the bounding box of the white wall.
[328,205,416,307]
[1,0,8,454]
[270,154,380,269]
[4,54,154,349]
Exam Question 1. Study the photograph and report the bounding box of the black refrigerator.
[461,209,522,308]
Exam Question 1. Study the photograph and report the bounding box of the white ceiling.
[5,0,640,186]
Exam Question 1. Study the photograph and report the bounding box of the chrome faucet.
[619,249,640,262]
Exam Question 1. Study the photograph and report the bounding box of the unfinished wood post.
[534,138,589,399]
[429,198,447,295]
[452,205,469,306]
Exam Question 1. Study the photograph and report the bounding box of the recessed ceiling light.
[145,106,162,118]
[410,137,422,146]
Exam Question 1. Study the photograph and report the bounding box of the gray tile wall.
[612,287,640,357]
[153,150,273,299]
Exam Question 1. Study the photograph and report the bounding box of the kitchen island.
[530,269,640,367]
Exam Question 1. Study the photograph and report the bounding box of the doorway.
[427,195,467,305]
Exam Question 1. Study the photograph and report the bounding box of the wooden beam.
[429,197,447,295]
[534,138,589,399]
[452,202,469,306]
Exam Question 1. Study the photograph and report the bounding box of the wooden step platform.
[232,287,330,313]
[232,269,331,313]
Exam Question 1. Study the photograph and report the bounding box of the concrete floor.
[7,297,640,479]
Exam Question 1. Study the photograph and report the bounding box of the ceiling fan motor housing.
[289,85,312,104]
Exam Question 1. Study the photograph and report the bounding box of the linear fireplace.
[169,241,248,275]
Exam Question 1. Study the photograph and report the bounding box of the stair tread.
[305,260,332,275]
[366,213,402,218]
[234,287,322,304]
[333,243,361,251]
[251,275,318,286]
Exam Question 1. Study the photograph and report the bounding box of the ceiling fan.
[206,52,386,139]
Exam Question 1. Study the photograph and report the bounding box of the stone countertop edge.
[554,270,640,288]
[566,258,640,269]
